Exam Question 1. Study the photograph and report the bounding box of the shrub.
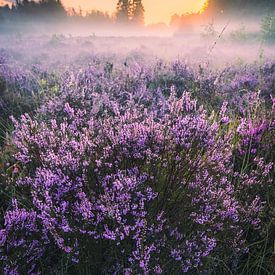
[0,86,272,273]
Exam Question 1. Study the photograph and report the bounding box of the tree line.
[0,0,145,26]
[116,0,144,25]
[0,0,273,30]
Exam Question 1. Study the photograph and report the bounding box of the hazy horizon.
[0,0,207,25]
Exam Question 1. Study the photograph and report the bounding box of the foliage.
[0,38,274,273]
[131,0,145,26]
[116,0,145,25]
[116,0,131,23]
[1,86,272,273]
[14,0,66,20]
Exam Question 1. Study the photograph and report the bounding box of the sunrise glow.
[61,0,207,25]
[0,0,208,25]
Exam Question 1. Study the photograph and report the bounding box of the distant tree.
[116,0,131,23]
[170,12,204,36]
[0,0,68,32]
[170,12,202,29]
[13,0,66,20]
[131,0,144,26]
[86,10,113,25]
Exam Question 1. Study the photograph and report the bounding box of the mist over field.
[0,0,274,65]
[0,1,274,274]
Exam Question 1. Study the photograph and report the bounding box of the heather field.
[0,32,274,274]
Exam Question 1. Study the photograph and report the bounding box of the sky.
[0,0,207,25]
[62,0,207,25]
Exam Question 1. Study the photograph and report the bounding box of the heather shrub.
[0,82,272,273]
[0,43,274,273]
[0,51,61,147]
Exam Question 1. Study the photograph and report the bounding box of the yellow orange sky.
[62,0,207,25]
[0,0,207,25]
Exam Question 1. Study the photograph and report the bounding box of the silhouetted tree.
[0,0,118,32]
[14,0,66,19]
[0,0,67,23]
[116,0,131,23]
[0,0,68,32]
[170,12,204,36]
[131,0,144,26]
[86,10,113,25]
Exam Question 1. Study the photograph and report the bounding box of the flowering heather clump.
[0,37,274,273]
[0,77,272,274]
[0,52,39,94]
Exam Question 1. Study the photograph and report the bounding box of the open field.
[0,31,274,274]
